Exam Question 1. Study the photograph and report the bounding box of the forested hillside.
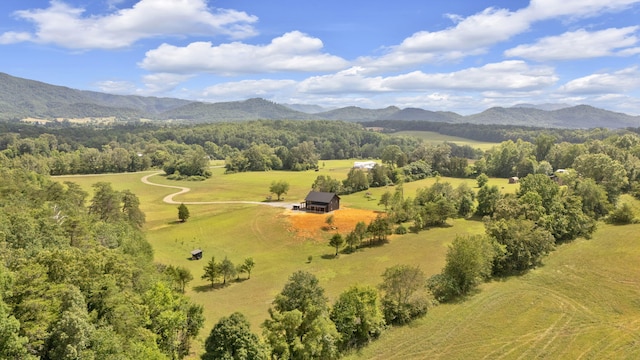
[0,169,203,358]
[2,72,640,128]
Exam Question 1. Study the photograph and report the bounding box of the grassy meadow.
[392,130,499,151]
[55,158,640,358]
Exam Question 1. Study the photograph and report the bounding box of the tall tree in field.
[263,271,339,360]
[240,257,255,279]
[378,191,392,210]
[329,233,344,257]
[269,180,290,201]
[220,257,236,285]
[330,285,385,350]
[379,265,427,324]
[202,312,268,360]
[486,218,555,275]
[345,231,360,253]
[178,203,190,222]
[202,257,220,288]
[354,221,368,245]
[175,266,193,293]
[429,235,496,302]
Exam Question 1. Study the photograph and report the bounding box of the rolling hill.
[1,72,640,128]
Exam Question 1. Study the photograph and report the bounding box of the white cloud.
[2,0,257,49]
[399,8,530,53]
[297,67,387,94]
[299,61,557,94]
[525,0,640,20]
[358,0,640,73]
[383,61,557,91]
[140,31,349,75]
[560,66,640,94]
[0,31,32,44]
[95,80,137,94]
[505,27,639,61]
[141,73,193,94]
[201,79,297,100]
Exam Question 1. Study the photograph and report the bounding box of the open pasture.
[52,161,640,359]
[347,222,640,359]
[392,130,499,151]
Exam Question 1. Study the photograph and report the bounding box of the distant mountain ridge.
[1,72,639,128]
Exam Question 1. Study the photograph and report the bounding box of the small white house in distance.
[353,161,378,170]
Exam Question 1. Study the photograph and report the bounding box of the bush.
[381,298,427,325]
[427,273,458,302]
[607,203,636,224]
[394,224,407,235]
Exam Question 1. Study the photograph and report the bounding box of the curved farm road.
[140,172,296,209]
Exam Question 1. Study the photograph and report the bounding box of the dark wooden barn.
[303,191,340,213]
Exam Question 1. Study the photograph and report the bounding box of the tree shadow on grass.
[321,254,337,260]
[192,283,227,292]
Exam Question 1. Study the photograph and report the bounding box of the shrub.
[395,224,407,235]
[607,203,636,224]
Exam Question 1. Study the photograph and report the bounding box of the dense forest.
[0,119,637,179]
[0,169,203,359]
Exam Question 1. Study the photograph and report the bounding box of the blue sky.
[1,0,640,115]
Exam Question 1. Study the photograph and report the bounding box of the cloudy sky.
[1,0,640,114]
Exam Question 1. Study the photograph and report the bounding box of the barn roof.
[305,191,339,203]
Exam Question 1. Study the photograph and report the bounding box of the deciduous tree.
[202,257,220,288]
[220,257,237,285]
[240,257,255,279]
[269,180,290,201]
[202,312,267,360]
[329,233,344,257]
[330,285,385,350]
[378,265,427,324]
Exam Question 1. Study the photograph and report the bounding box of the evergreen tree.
[178,203,190,222]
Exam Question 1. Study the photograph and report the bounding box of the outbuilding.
[191,249,203,260]
[303,191,340,213]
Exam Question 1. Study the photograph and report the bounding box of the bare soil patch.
[283,207,383,240]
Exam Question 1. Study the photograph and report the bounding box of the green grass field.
[346,222,640,359]
[55,160,640,358]
[392,130,499,151]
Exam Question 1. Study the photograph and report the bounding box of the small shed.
[508,176,519,184]
[303,191,340,213]
[191,249,203,260]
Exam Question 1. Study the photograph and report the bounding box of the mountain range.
[1,72,639,129]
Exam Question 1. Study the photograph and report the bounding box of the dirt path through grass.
[140,172,297,208]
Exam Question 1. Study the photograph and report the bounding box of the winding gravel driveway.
[140,172,297,209]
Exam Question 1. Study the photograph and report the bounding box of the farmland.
[55,158,640,358]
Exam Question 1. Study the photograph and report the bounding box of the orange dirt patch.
[283,207,383,241]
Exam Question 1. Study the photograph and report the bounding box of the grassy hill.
[53,159,640,358]
[347,222,640,359]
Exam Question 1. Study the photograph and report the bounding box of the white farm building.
[353,161,378,170]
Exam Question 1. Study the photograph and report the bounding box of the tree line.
[201,266,428,360]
